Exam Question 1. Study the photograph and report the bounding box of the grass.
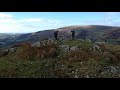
[63,39,92,47]
[0,39,120,78]
[0,55,58,78]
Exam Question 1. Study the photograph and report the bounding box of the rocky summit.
[0,38,120,78]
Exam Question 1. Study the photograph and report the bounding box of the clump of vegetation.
[67,50,89,62]
[16,42,58,60]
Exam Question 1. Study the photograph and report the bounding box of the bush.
[16,42,58,60]
[66,50,89,62]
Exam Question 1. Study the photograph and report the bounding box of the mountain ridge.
[0,25,120,47]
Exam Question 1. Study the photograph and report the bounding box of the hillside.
[0,25,120,48]
[103,29,120,39]
[0,39,120,78]
[0,33,21,47]
[14,25,120,42]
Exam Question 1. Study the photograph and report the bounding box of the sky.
[0,12,120,33]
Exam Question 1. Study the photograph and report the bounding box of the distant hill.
[15,25,120,42]
[0,33,21,40]
[0,33,21,47]
[103,29,120,39]
[0,25,120,47]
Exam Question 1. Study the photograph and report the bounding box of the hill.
[103,29,120,39]
[0,39,120,78]
[1,25,120,47]
[0,33,21,47]
[16,25,120,41]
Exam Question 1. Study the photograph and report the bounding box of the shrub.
[66,50,89,62]
[16,42,58,60]
[111,51,120,62]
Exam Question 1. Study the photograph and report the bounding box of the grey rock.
[92,44,101,51]
[0,49,9,57]
[49,39,55,43]
[98,66,120,75]
[32,41,41,47]
[85,75,90,78]
[59,45,70,52]
[95,42,107,45]
[75,69,78,72]
[70,46,79,51]
[74,75,79,78]
[109,66,118,74]
[72,71,75,73]
[85,39,92,42]
[9,48,17,53]
[4,49,9,52]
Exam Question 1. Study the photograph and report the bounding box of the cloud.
[0,13,64,33]
[103,12,120,26]
[82,12,120,26]
[105,12,119,15]
[0,13,13,19]
[21,18,44,22]
[1,12,120,33]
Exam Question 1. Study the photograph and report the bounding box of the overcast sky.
[0,12,120,33]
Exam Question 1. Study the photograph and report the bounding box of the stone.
[31,41,41,47]
[80,62,83,65]
[62,64,64,67]
[9,48,17,53]
[86,39,92,42]
[92,44,101,51]
[86,75,90,78]
[72,71,75,73]
[75,69,78,72]
[70,46,79,51]
[0,49,9,57]
[109,66,118,74]
[59,45,70,52]
[74,75,79,78]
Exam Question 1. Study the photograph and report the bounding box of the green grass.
[0,53,120,78]
[0,55,58,78]
[0,39,120,78]
[63,39,93,47]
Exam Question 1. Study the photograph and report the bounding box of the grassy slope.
[0,40,120,78]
